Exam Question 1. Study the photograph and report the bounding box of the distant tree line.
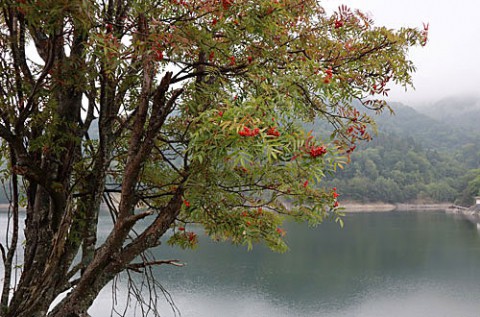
[321,132,480,206]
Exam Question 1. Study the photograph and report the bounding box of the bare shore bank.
[341,202,456,213]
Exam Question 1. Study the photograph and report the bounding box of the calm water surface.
[3,211,480,316]
[89,211,480,317]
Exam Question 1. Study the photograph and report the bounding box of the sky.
[322,0,480,107]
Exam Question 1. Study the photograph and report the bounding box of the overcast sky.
[323,0,480,106]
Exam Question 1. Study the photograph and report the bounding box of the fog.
[323,0,480,107]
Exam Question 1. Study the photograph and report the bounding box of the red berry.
[154,50,163,61]
[266,127,280,137]
[276,228,286,236]
[309,146,327,158]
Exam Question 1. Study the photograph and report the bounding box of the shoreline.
[341,202,457,213]
[3,202,477,228]
[0,202,460,212]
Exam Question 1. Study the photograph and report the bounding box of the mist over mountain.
[375,102,476,150]
[415,95,480,134]
[379,99,480,172]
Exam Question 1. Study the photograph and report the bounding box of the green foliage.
[1,0,426,252]
[456,169,480,206]
[0,0,429,314]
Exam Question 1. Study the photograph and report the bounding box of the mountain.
[415,95,480,135]
[319,100,480,205]
[374,102,477,150]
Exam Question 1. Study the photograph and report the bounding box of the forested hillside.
[321,99,480,206]
[2,101,478,207]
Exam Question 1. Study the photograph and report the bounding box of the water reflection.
[87,211,480,316]
[4,211,480,316]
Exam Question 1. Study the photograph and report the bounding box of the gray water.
[3,211,480,316]
[89,211,480,317]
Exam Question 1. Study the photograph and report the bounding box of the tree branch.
[127,259,185,273]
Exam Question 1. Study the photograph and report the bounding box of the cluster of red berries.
[154,50,163,61]
[332,187,340,207]
[177,227,197,243]
[266,126,280,137]
[238,127,260,137]
[332,187,339,199]
[334,19,344,29]
[238,126,281,137]
[186,232,197,243]
[346,123,367,138]
[309,146,327,158]
[324,68,333,84]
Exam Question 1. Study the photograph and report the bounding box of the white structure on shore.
[470,196,480,213]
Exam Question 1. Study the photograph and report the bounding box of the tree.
[0,1,425,316]
[457,169,480,206]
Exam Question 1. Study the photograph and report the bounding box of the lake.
[88,210,480,317]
